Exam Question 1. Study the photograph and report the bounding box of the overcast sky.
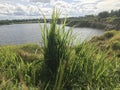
[0,0,120,20]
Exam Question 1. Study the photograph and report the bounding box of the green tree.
[98,11,109,18]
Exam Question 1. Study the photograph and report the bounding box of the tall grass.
[0,46,41,90]
[63,42,119,89]
[39,9,73,83]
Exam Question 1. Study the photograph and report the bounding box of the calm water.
[0,23,104,45]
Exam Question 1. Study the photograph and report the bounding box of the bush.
[112,41,120,50]
[103,31,115,39]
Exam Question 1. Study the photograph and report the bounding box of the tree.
[98,11,109,18]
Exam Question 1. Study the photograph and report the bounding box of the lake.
[0,23,104,45]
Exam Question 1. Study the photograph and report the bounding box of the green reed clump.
[39,9,74,84]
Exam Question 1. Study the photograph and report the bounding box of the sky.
[0,0,120,20]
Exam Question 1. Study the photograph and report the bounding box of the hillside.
[67,16,120,30]
[91,30,120,58]
[66,9,120,30]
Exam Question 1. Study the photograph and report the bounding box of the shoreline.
[0,20,119,31]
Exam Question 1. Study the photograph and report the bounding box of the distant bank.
[0,17,120,31]
[0,9,120,30]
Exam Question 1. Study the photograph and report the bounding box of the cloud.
[0,0,120,20]
[0,1,51,17]
[0,2,15,15]
[73,0,102,4]
[97,0,120,12]
[30,0,50,3]
[13,5,27,15]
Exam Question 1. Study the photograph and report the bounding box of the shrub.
[112,41,120,50]
[103,30,115,39]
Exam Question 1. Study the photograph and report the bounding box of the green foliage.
[98,11,110,18]
[19,44,41,53]
[91,30,120,60]
[39,9,74,88]
[39,10,120,89]
[110,9,120,17]
[17,44,42,62]
[112,41,120,50]
[106,16,117,23]
[63,42,119,89]
[98,9,120,18]
[103,30,115,39]
[0,46,42,90]
[67,9,120,30]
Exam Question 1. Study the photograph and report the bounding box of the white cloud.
[73,0,102,4]
[97,0,120,12]
[30,0,50,3]
[0,2,15,15]
[0,0,119,20]
[0,1,51,18]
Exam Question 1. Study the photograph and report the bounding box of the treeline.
[0,19,44,25]
[66,9,120,30]
[98,9,120,18]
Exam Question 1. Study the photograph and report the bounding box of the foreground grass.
[0,44,42,90]
[0,44,42,61]
[0,42,120,90]
[0,10,120,90]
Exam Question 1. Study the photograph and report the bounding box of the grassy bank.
[0,10,120,90]
[66,16,120,30]
[91,30,120,58]
[0,39,120,89]
[66,9,120,30]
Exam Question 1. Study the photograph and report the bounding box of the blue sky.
[0,0,120,20]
